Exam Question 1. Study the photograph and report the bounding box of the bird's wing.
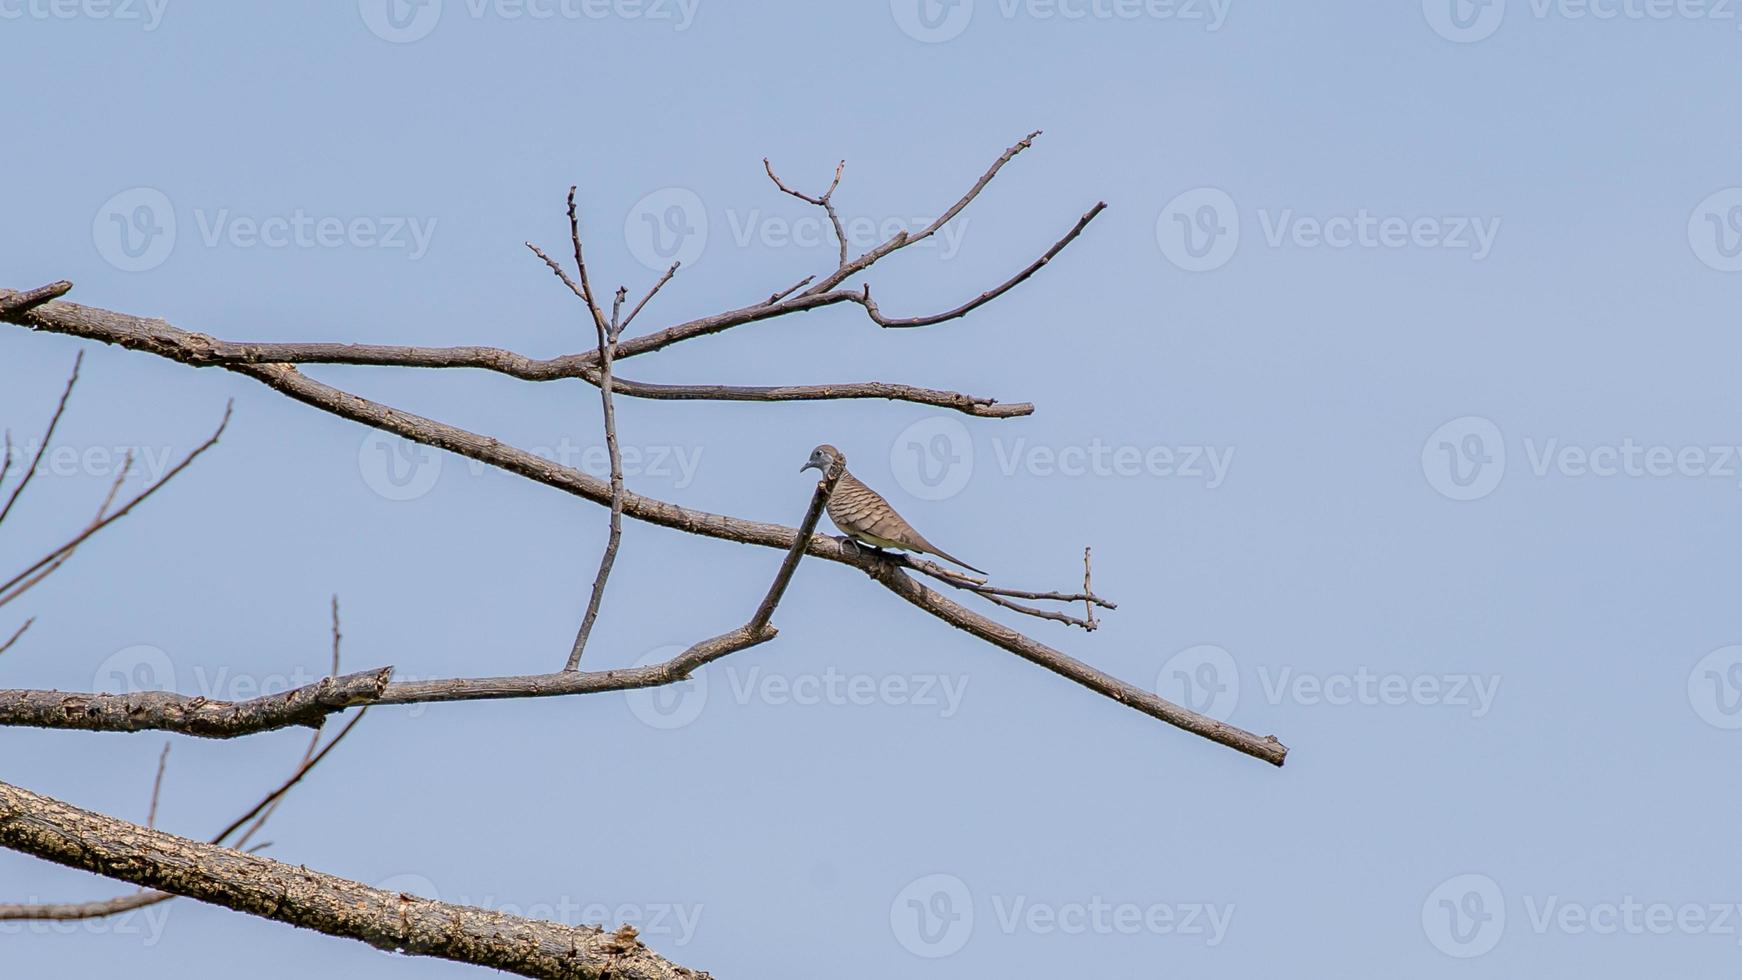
[830,471,927,547]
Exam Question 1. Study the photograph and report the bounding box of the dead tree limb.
[0,779,705,980]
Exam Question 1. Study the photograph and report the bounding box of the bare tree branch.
[1082,546,1099,631]
[0,136,1287,765]
[1,293,1026,417]
[0,338,1283,761]
[0,667,393,737]
[145,742,170,828]
[805,129,1043,296]
[765,157,848,268]
[858,201,1106,328]
[0,351,81,528]
[0,779,706,980]
[564,271,628,670]
[0,618,32,657]
[0,403,231,607]
[621,261,680,333]
[0,279,72,319]
[0,607,370,924]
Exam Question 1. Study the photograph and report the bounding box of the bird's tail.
[925,545,987,577]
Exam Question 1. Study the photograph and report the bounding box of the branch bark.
[0,779,707,980]
[0,667,392,737]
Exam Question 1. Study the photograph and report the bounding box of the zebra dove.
[800,444,987,575]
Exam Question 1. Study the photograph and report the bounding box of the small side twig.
[145,743,171,829]
[620,262,679,333]
[0,618,32,658]
[765,157,848,268]
[0,280,73,319]
[0,403,231,607]
[1082,546,1098,631]
[764,274,815,305]
[0,351,82,529]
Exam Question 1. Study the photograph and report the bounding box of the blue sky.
[4,2,1742,977]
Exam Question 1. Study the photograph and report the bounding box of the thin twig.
[564,274,629,670]
[0,618,31,657]
[145,743,171,829]
[0,429,14,495]
[1082,546,1097,631]
[765,157,848,268]
[566,186,611,338]
[765,274,815,305]
[0,403,231,605]
[859,202,1106,328]
[805,130,1044,296]
[620,262,679,333]
[0,351,81,528]
[217,710,370,848]
[0,449,134,609]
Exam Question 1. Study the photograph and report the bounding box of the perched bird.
[800,443,987,575]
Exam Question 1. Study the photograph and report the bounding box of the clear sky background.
[4,2,1742,977]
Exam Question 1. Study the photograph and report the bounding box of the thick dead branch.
[0,779,706,980]
[0,294,1026,417]
[0,667,392,737]
[0,611,370,923]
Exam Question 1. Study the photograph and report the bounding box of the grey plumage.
[800,444,987,575]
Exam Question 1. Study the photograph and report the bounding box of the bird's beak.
[800,461,817,473]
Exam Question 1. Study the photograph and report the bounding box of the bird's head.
[800,444,844,474]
